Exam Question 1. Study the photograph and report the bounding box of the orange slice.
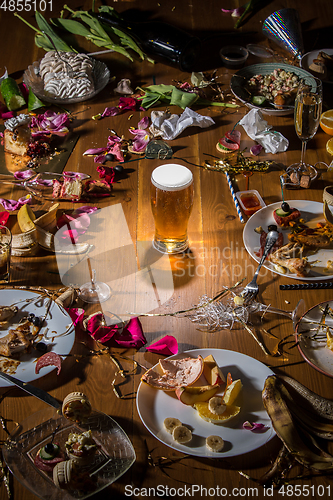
[222,379,243,405]
[320,110,333,135]
[326,137,333,156]
[194,401,240,424]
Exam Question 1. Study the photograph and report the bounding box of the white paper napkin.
[149,107,215,141]
[239,108,289,154]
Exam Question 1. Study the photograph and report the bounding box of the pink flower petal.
[84,313,146,348]
[146,335,178,356]
[112,317,146,348]
[242,421,268,432]
[83,148,107,156]
[0,195,33,211]
[0,211,10,226]
[221,6,245,17]
[66,307,85,328]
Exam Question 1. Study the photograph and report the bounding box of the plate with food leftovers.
[295,300,333,378]
[0,288,75,387]
[136,348,275,458]
[300,49,333,84]
[230,63,317,116]
[3,407,136,499]
[243,200,333,281]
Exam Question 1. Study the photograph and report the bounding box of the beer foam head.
[151,164,193,191]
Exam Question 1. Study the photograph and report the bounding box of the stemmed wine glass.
[79,258,111,304]
[289,76,322,176]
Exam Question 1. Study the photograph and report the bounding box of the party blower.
[262,8,304,61]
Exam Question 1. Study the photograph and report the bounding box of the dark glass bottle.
[94,11,201,72]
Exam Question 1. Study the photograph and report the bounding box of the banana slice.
[163,417,182,434]
[206,435,224,452]
[208,396,226,415]
[172,424,192,444]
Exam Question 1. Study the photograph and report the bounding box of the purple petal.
[13,169,36,180]
[0,194,33,211]
[102,106,119,117]
[137,116,149,130]
[63,171,90,180]
[250,144,263,156]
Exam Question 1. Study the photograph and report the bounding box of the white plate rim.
[243,200,331,281]
[136,348,275,458]
[300,48,333,84]
[296,300,333,378]
[0,288,75,387]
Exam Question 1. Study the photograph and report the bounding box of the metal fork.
[241,225,279,304]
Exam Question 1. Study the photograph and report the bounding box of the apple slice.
[203,354,226,386]
[175,384,220,406]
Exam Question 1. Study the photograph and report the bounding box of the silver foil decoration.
[262,9,304,60]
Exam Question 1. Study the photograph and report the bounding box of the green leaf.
[139,93,165,109]
[70,11,110,40]
[143,84,175,95]
[35,11,73,52]
[170,87,199,109]
[28,88,45,111]
[51,18,93,38]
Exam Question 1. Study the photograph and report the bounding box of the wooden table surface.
[0,0,333,499]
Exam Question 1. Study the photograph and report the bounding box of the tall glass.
[292,76,323,172]
[0,226,12,283]
[150,164,194,254]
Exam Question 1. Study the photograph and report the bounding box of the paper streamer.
[225,172,245,223]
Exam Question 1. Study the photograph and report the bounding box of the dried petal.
[250,144,263,156]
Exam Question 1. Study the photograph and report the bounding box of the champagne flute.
[291,76,323,174]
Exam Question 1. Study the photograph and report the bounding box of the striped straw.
[225,172,245,223]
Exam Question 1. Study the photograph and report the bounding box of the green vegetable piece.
[39,444,60,460]
[252,95,266,106]
[0,77,25,111]
[275,208,291,217]
[28,88,45,111]
[170,87,199,109]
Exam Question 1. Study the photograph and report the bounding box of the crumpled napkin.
[149,107,215,141]
[239,108,289,154]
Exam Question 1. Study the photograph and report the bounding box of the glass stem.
[300,140,307,170]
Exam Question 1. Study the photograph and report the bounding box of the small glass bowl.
[220,45,249,68]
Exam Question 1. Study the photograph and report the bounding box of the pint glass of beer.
[150,164,194,254]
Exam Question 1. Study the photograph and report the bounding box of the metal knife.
[0,371,62,412]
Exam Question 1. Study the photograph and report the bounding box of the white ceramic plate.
[3,408,136,499]
[243,200,331,281]
[300,48,333,84]
[296,300,333,378]
[230,63,317,116]
[0,289,75,387]
[136,348,275,458]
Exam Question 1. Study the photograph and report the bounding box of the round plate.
[230,63,316,116]
[3,407,136,499]
[296,300,333,377]
[300,48,333,84]
[243,200,332,281]
[0,289,75,387]
[23,58,110,104]
[136,348,275,458]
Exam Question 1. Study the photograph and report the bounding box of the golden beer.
[151,164,194,254]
